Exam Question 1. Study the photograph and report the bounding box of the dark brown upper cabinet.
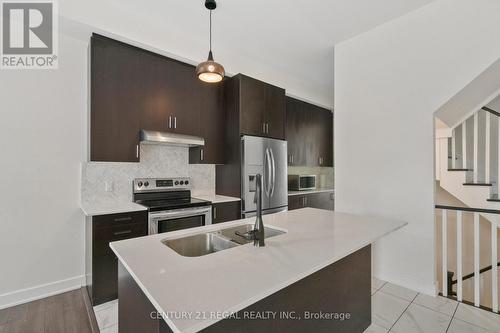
[286,97,333,167]
[91,35,143,162]
[237,74,286,140]
[189,81,225,164]
[90,34,224,163]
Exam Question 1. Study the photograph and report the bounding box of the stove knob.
[180,181,184,185]
[175,181,179,185]
[185,180,189,185]
[137,181,143,187]
[144,181,149,187]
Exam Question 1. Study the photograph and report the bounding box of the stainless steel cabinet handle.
[136,145,139,159]
[262,123,266,133]
[265,123,269,134]
[291,155,294,164]
[114,216,132,222]
[168,116,172,128]
[213,207,217,220]
[200,148,204,161]
[174,117,177,129]
[114,229,132,236]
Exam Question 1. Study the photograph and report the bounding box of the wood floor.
[0,288,97,333]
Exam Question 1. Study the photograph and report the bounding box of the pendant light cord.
[209,10,212,52]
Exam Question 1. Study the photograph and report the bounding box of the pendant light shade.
[196,51,225,83]
[197,0,225,83]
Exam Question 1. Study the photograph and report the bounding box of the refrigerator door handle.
[269,148,276,197]
[264,148,272,197]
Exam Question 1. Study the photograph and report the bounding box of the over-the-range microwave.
[288,175,316,191]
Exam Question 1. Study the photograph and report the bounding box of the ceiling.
[61,0,435,108]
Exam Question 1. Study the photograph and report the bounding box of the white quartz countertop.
[80,201,147,216]
[288,187,334,196]
[192,193,241,204]
[110,208,406,333]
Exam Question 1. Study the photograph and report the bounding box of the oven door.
[149,206,212,235]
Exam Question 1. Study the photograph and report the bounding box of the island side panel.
[201,245,371,333]
[118,262,173,333]
[118,245,371,333]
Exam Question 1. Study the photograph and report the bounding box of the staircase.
[436,102,500,314]
[438,106,500,226]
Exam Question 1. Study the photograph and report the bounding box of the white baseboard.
[0,275,85,309]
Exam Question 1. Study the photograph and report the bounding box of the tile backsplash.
[287,166,334,188]
[81,144,215,205]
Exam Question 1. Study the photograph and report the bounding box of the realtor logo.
[1,0,58,69]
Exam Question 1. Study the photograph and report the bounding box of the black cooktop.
[135,197,211,212]
[133,189,211,212]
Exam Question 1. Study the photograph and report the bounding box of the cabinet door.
[239,75,266,136]
[288,195,306,211]
[189,81,225,164]
[264,84,286,140]
[139,46,200,136]
[317,109,333,167]
[306,192,334,211]
[91,35,142,162]
[91,211,148,305]
[93,254,118,305]
[286,97,307,166]
[212,201,241,224]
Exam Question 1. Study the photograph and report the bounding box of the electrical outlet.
[104,181,114,192]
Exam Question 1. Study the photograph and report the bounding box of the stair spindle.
[456,211,463,302]
[442,209,448,297]
[474,212,480,307]
[492,223,498,313]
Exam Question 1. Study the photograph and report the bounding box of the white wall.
[335,0,500,295]
[0,34,88,308]
[59,0,436,109]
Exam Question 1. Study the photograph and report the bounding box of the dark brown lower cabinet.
[288,191,334,211]
[86,211,148,305]
[212,201,241,224]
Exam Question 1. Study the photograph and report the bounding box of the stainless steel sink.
[163,233,238,257]
[163,224,286,256]
[216,224,286,245]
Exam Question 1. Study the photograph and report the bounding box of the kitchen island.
[110,208,406,333]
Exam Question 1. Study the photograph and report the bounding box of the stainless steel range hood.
[140,130,205,147]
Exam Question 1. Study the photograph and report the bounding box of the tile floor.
[368,278,500,333]
[93,300,118,333]
[94,279,500,333]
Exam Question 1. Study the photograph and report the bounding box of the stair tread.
[463,182,493,186]
[487,194,500,202]
[448,168,472,171]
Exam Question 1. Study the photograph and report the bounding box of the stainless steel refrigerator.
[241,135,288,218]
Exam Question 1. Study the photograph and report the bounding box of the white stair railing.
[437,205,499,313]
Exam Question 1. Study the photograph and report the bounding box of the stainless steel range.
[133,178,212,235]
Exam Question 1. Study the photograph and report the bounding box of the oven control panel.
[133,177,191,192]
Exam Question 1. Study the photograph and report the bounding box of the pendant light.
[196,0,225,83]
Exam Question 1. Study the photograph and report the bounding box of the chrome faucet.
[235,173,265,247]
